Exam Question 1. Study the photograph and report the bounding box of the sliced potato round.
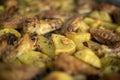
[65,32,91,43]
[37,35,55,58]
[65,32,91,50]
[75,48,101,68]
[18,50,51,68]
[0,28,21,38]
[52,34,76,55]
[89,10,112,22]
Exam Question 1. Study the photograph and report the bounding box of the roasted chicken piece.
[24,18,63,35]
[61,16,84,33]
[75,0,97,14]
[2,34,34,63]
[1,16,26,29]
[0,28,21,57]
[90,28,120,45]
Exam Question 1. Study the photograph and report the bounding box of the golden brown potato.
[76,21,90,33]
[65,32,91,50]
[75,48,101,68]
[18,50,51,68]
[0,28,21,38]
[84,17,102,28]
[89,10,112,22]
[52,34,76,55]
[37,35,55,58]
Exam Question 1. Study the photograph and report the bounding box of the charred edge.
[0,33,18,45]
[90,28,120,45]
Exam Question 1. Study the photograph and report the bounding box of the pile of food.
[0,0,120,80]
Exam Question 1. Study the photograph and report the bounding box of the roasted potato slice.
[89,10,112,22]
[75,48,101,68]
[84,17,102,28]
[0,28,21,38]
[18,50,51,68]
[37,35,55,58]
[65,32,91,50]
[101,22,118,29]
[76,21,90,33]
[52,34,76,55]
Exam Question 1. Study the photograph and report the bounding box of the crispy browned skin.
[113,41,120,48]
[0,33,18,57]
[2,34,34,63]
[23,18,63,35]
[1,16,25,29]
[55,53,99,75]
[3,6,19,20]
[75,0,95,14]
[75,0,97,14]
[61,16,83,33]
[90,28,120,45]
